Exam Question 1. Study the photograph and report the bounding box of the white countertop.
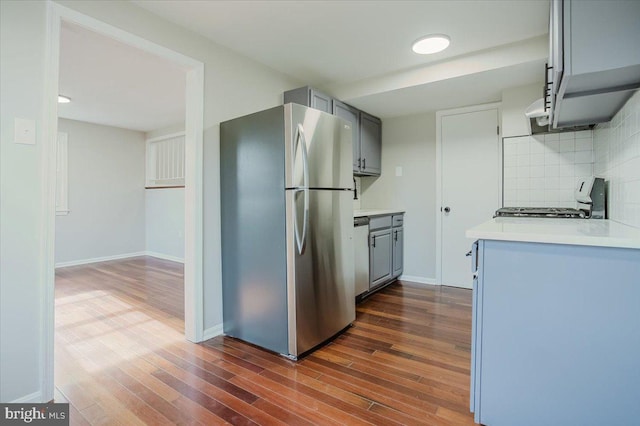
[466,218,640,249]
[354,209,405,218]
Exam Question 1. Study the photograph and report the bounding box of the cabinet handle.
[394,230,398,242]
[358,158,361,169]
[363,158,366,170]
[372,235,376,248]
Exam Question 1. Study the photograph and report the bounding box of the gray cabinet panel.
[333,100,361,172]
[284,86,333,114]
[471,240,640,425]
[311,90,332,114]
[392,227,403,278]
[369,228,392,288]
[359,112,382,175]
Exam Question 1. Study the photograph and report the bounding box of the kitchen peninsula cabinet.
[467,218,640,426]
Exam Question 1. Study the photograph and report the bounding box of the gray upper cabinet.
[359,112,382,176]
[284,86,333,114]
[333,100,361,172]
[285,86,382,177]
[550,0,640,128]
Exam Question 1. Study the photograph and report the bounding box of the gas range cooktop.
[495,207,586,219]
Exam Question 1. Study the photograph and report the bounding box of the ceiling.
[59,1,550,131]
[133,0,549,117]
[58,21,186,132]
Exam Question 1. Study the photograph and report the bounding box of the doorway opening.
[43,3,204,402]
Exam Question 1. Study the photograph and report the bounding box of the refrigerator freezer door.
[286,189,355,357]
[285,104,353,190]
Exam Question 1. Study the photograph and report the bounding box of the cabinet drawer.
[369,215,391,231]
[392,214,404,227]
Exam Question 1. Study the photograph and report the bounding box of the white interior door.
[440,108,500,288]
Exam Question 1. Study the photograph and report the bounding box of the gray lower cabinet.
[365,213,403,293]
[392,227,404,278]
[283,86,333,114]
[369,228,392,288]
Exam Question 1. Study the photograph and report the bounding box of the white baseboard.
[55,251,146,268]
[145,251,184,263]
[202,323,223,342]
[398,275,438,286]
[10,390,43,403]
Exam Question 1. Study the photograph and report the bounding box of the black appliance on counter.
[495,177,605,219]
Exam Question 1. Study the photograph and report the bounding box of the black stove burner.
[495,207,586,219]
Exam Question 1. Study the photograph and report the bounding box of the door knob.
[443,207,451,213]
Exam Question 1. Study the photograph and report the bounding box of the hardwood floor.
[55,257,475,425]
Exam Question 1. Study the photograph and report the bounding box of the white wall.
[594,91,640,228]
[501,83,541,137]
[0,0,48,403]
[503,131,594,208]
[55,119,146,265]
[146,122,185,140]
[145,185,185,261]
[360,113,437,283]
[1,0,300,403]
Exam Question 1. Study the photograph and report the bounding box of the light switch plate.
[395,166,403,177]
[14,118,36,145]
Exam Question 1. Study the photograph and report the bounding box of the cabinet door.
[369,229,392,288]
[284,86,333,114]
[392,227,404,278]
[359,112,382,175]
[310,89,332,114]
[333,100,361,172]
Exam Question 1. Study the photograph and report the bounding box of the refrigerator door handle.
[298,124,310,190]
[293,187,309,255]
[294,124,310,255]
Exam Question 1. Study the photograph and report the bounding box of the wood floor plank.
[56,257,475,425]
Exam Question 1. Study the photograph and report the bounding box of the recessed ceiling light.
[58,95,71,104]
[412,35,450,55]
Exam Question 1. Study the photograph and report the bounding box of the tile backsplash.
[503,132,594,208]
[594,91,640,228]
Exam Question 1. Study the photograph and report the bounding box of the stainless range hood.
[525,98,592,135]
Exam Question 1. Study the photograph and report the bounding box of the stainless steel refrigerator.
[220,103,355,359]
